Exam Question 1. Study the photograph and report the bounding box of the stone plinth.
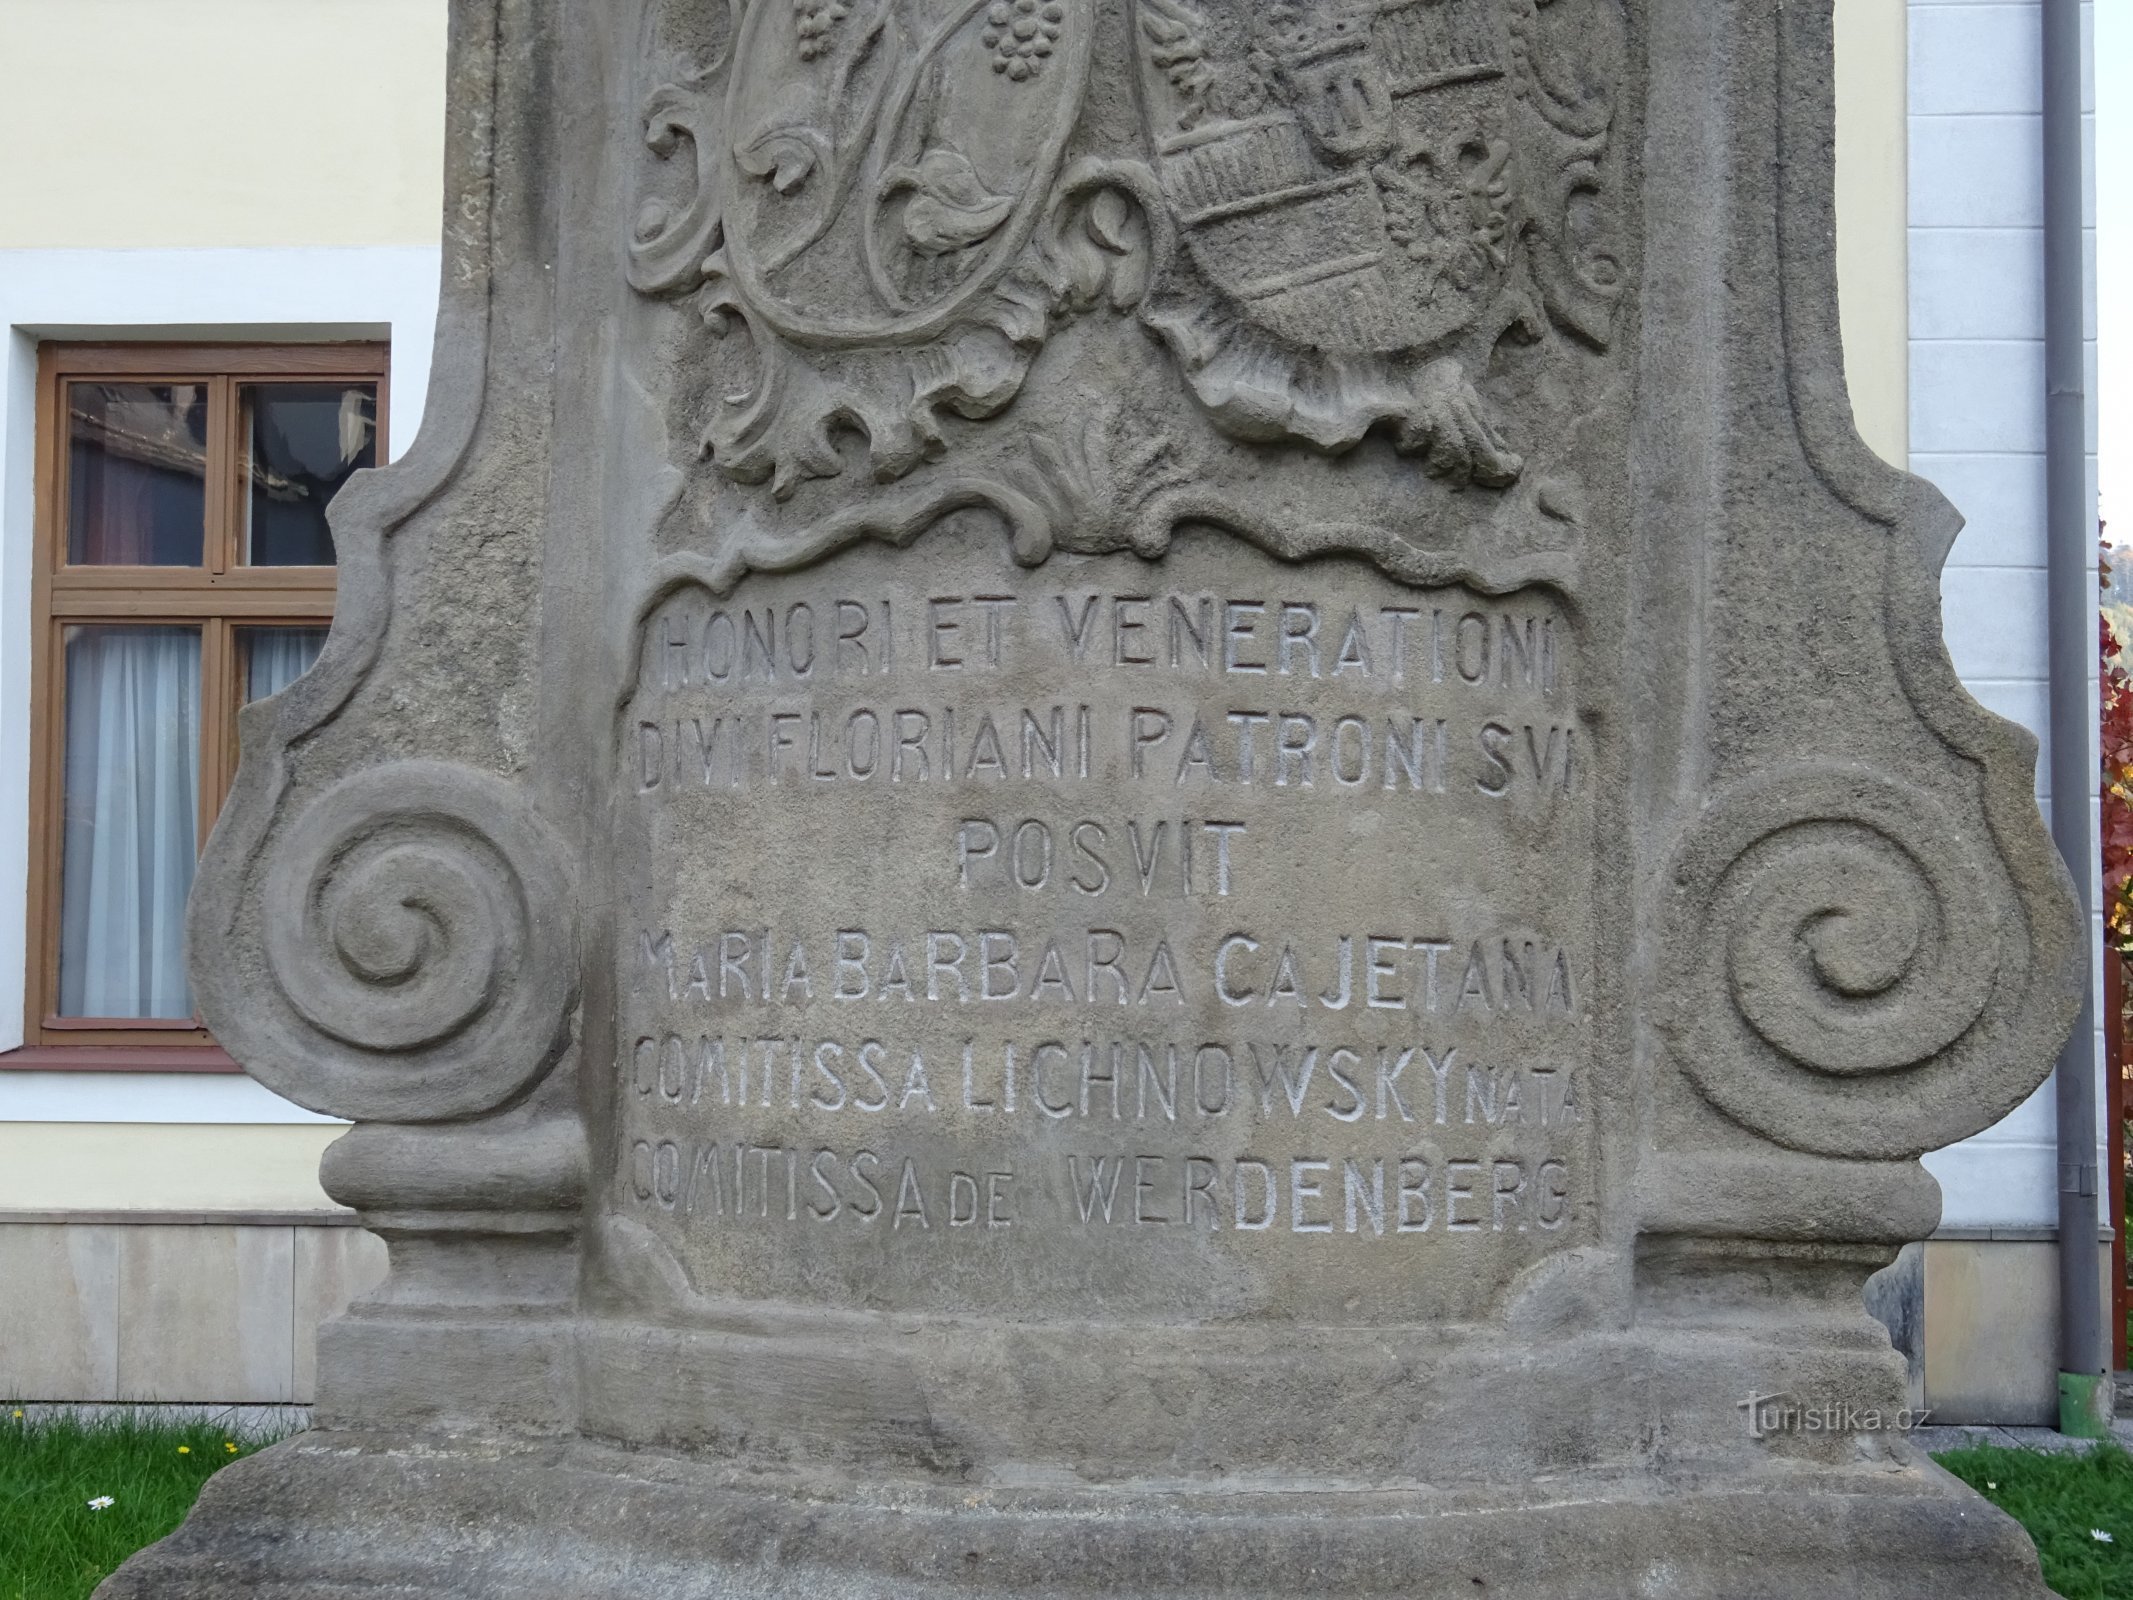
[101,1,2082,1595]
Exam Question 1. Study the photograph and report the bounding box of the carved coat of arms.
[629,0,1630,589]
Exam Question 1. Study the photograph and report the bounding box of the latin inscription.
[632,593,1575,799]
[611,530,1598,1321]
[620,1142,1573,1237]
[635,928,1578,1015]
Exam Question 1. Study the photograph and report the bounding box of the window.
[21,344,386,1062]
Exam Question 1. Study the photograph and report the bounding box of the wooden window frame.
[13,342,387,1069]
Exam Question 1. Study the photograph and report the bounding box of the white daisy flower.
[2092,1529,2114,1544]
[86,1496,114,1511]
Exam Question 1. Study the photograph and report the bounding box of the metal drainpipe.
[2043,0,2107,1436]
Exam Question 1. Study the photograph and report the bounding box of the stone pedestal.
[105,1431,2055,1599]
[102,0,2081,1595]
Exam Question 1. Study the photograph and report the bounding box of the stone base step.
[96,1429,2057,1600]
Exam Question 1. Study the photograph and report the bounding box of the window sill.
[0,1045,242,1073]
[0,1208,357,1227]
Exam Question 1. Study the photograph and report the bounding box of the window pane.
[240,625,329,702]
[57,625,201,1020]
[241,383,376,566]
[65,383,209,566]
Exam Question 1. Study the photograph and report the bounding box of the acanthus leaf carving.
[735,120,829,196]
[693,153,1165,501]
[884,146,1017,255]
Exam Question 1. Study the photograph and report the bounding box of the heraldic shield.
[1132,0,1628,473]
[625,0,1632,592]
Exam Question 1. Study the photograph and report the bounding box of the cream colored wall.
[1922,1240,2116,1426]
[0,1124,340,1212]
[0,0,443,1218]
[1835,0,1910,467]
[0,0,1901,410]
[0,0,446,249]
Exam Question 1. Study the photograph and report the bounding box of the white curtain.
[58,626,200,1019]
[244,626,327,702]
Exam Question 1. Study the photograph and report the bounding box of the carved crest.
[628,0,1630,586]
[1131,0,1625,471]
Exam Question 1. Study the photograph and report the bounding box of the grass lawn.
[0,1409,286,1600]
[1936,1442,2133,1600]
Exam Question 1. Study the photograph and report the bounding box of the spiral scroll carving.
[1658,763,2020,1160]
[209,762,578,1124]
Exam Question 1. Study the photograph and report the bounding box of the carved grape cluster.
[792,0,849,62]
[983,0,1064,81]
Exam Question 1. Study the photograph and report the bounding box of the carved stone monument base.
[107,1269,2056,1597]
[99,1430,2051,1599]
[97,0,2083,1594]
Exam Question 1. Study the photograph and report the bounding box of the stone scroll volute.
[1657,762,2068,1163]
[177,3,593,1440]
[192,759,578,1125]
[184,0,585,1139]
[1636,0,2084,1183]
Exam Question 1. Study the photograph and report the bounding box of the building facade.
[0,0,2105,1421]
[0,0,444,1403]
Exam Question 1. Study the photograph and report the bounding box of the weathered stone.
[101,0,2081,1594]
